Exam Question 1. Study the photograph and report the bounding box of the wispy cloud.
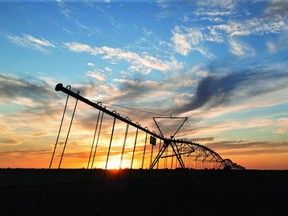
[214,17,288,37]
[64,42,103,54]
[190,116,287,138]
[228,37,254,57]
[171,26,216,58]
[64,42,182,74]
[0,149,52,168]
[206,140,288,156]
[197,0,236,10]
[7,34,55,52]
[266,31,288,53]
[87,70,107,81]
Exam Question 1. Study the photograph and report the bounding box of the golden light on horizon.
[106,156,131,170]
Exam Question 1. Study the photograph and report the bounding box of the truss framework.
[54,83,244,170]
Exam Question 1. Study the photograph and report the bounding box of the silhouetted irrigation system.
[49,83,244,171]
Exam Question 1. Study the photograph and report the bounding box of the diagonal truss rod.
[55,83,162,140]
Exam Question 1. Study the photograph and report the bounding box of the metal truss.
[54,83,244,170]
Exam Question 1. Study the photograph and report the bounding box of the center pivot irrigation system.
[51,83,244,170]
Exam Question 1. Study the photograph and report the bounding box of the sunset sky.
[0,0,287,170]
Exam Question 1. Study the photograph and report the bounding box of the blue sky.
[0,0,287,169]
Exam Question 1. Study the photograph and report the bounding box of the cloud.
[64,42,103,55]
[273,128,287,134]
[0,137,19,145]
[206,140,288,156]
[101,46,179,73]
[104,67,112,72]
[87,70,107,81]
[174,97,288,139]
[0,149,52,168]
[214,17,288,37]
[228,37,255,57]
[86,63,112,81]
[7,34,55,52]
[190,116,287,138]
[0,74,64,145]
[197,0,236,10]
[168,2,287,58]
[194,10,232,17]
[0,73,56,103]
[64,42,181,74]
[272,118,288,134]
[265,0,288,17]
[111,78,163,103]
[87,62,95,67]
[175,66,288,114]
[266,40,278,54]
[171,28,192,56]
[171,26,216,58]
[266,31,288,53]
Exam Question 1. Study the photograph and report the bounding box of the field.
[1,168,287,216]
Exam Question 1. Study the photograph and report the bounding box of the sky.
[0,0,287,170]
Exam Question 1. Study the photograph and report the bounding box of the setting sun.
[106,157,131,170]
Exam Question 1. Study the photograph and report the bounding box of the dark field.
[1,168,287,216]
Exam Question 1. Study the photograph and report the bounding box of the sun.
[106,157,130,170]
[106,158,120,170]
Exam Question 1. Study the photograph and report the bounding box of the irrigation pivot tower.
[51,83,244,170]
